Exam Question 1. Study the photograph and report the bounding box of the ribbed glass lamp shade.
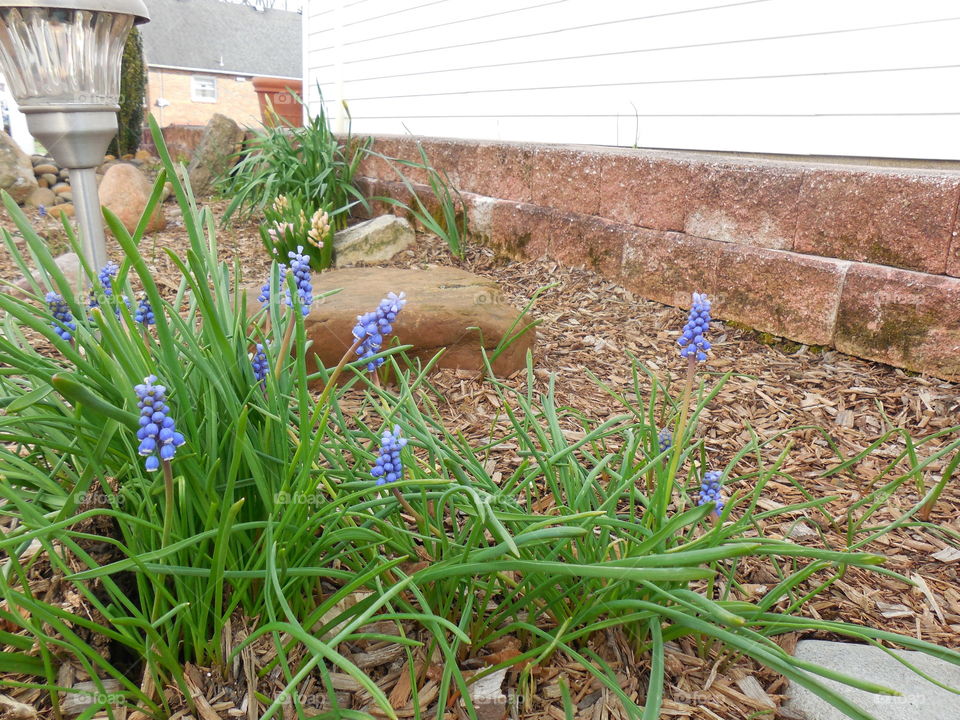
[0,7,132,108]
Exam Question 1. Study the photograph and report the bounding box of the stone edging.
[355,136,960,382]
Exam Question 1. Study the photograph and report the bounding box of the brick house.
[141,0,301,129]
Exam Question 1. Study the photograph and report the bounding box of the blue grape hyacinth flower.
[257,264,284,306]
[697,470,725,516]
[678,292,712,362]
[134,294,154,325]
[371,425,408,485]
[89,261,119,310]
[657,428,672,454]
[353,291,407,372]
[251,343,269,386]
[286,246,313,316]
[134,375,185,472]
[45,292,76,341]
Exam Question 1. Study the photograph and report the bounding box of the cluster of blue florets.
[89,262,119,308]
[286,246,313,316]
[678,292,712,362]
[251,343,269,385]
[134,294,154,325]
[657,428,672,454]
[698,470,724,515]
[353,292,407,372]
[46,291,76,341]
[258,264,285,306]
[134,376,185,472]
[371,425,407,485]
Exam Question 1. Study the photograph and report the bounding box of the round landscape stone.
[245,266,535,384]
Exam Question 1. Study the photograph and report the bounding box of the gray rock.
[0,132,38,204]
[333,215,415,268]
[24,186,56,209]
[12,252,82,301]
[784,640,960,720]
[186,113,245,196]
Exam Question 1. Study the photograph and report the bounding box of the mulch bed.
[0,195,958,720]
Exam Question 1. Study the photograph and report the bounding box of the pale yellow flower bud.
[308,208,330,249]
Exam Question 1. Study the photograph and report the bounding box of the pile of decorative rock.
[24,148,157,217]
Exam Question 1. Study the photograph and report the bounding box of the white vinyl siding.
[305,0,960,160]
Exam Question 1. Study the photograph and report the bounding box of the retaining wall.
[143,124,960,380]
[355,136,960,381]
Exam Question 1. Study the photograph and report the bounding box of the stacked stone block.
[355,136,960,381]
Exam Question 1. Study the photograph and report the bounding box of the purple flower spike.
[657,428,672,454]
[352,291,407,372]
[45,291,76,341]
[258,263,286,307]
[678,292,712,362]
[251,343,269,386]
[134,293,154,325]
[697,470,724,516]
[286,246,313,316]
[371,425,408,485]
[134,375,185,472]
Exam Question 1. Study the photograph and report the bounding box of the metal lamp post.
[0,0,148,270]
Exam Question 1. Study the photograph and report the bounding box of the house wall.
[146,68,265,128]
[304,0,960,160]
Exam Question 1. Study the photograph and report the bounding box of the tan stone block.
[948,224,960,278]
[360,137,409,181]
[795,169,959,273]
[599,153,695,231]
[833,264,960,380]
[528,147,601,216]
[418,138,475,190]
[685,161,803,250]
[487,200,556,260]
[549,215,627,278]
[469,143,532,203]
[620,229,719,308]
[713,244,849,346]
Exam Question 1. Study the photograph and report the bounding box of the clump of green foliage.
[218,100,368,230]
[108,27,146,157]
[217,95,468,260]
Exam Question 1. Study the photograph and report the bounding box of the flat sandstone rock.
[784,640,960,720]
[247,266,534,380]
[333,215,415,267]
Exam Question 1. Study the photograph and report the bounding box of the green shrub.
[218,97,469,261]
[218,100,369,230]
[0,116,956,720]
[108,27,146,157]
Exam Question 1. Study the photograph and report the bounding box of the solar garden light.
[0,0,149,271]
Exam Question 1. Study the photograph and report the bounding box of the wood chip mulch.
[0,198,957,720]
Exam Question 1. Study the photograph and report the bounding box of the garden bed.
[0,198,957,720]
